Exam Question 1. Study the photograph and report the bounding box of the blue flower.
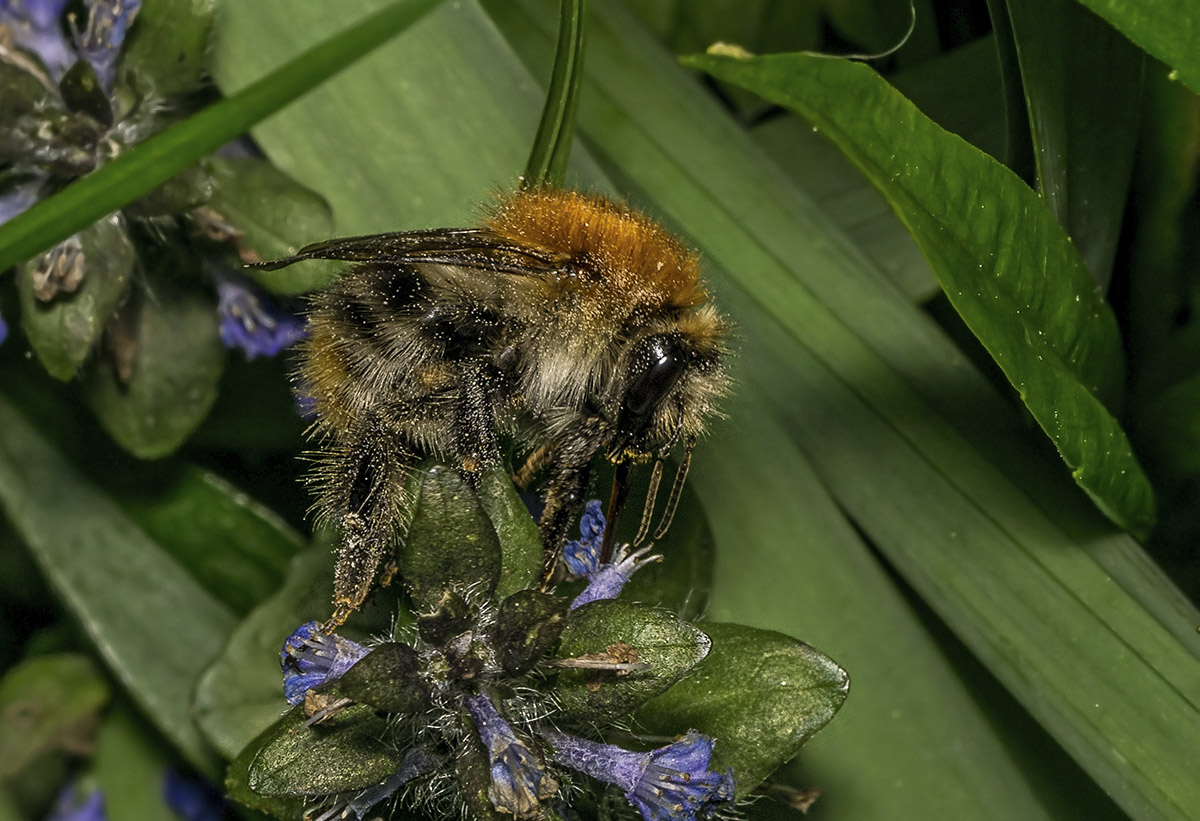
[216,279,307,360]
[564,499,659,610]
[0,0,73,80]
[45,783,106,821]
[77,0,141,93]
[464,693,557,818]
[0,310,7,347]
[280,621,370,705]
[162,769,227,821]
[543,730,735,821]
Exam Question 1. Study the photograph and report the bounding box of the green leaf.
[0,0,443,272]
[202,156,337,294]
[684,48,1155,538]
[1072,0,1200,95]
[0,395,233,777]
[636,623,849,797]
[247,704,400,796]
[121,466,304,616]
[1005,0,1144,287]
[82,278,225,459]
[18,215,135,381]
[0,655,109,780]
[121,0,217,98]
[401,465,503,612]
[553,600,710,720]
[225,716,305,819]
[333,642,430,714]
[477,466,543,598]
[89,705,179,821]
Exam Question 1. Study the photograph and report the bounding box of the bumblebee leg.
[452,361,500,486]
[514,439,557,490]
[317,424,415,630]
[537,423,604,588]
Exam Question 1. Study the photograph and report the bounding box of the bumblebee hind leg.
[312,420,416,630]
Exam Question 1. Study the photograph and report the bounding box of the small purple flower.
[0,310,8,347]
[45,783,106,821]
[0,0,73,80]
[77,0,141,94]
[543,730,735,821]
[464,693,557,818]
[216,279,307,360]
[163,769,227,821]
[564,500,659,610]
[281,621,370,705]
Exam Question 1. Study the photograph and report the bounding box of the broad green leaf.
[553,600,710,720]
[1005,0,1143,287]
[122,466,304,616]
[685,48,1155,538]
[0,655,109,780]
[477,466,543,597]
[0,0,443,272]
[0,395,233,777]
[636,623,849,797]
[491,589,569,675]
[18,215,135,381]
[82,278,224,459]
[1072,0,1200,96]
[202,157,337,295]
[402,465,502,611]
[121,0,216,97]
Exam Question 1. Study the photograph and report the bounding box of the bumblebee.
[259,188,728,627]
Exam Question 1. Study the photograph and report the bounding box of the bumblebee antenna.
[600,462,634,564]
[634,459,665,547]
[653,436,695,540]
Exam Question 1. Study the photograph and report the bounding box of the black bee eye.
[622,335,687,422]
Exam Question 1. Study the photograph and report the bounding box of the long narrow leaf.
[0,0,441,272]
[0,396,234,777]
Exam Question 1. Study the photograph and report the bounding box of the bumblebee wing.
[250,229,566,276]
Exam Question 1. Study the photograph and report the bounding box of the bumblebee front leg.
[316,423,415,630]
[537,421,604,588]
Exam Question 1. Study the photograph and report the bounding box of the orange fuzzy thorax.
[484,189,709,313]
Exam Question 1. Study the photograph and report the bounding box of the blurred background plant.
[1,0,1199,819]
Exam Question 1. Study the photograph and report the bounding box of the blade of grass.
[523,0,588,187]
[0,0,442,272]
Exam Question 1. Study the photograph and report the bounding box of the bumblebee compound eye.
[615,334,688,444]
